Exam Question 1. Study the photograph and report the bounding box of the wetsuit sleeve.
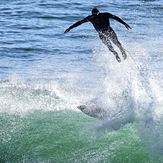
[69,16,90,29]
[107,13,126,25]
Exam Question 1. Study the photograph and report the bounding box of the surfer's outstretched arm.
[64,17,90,34]
[107,13,132,30]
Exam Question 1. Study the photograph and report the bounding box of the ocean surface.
[0,0,163,162]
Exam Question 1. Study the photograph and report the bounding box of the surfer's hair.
[92,7,100,15]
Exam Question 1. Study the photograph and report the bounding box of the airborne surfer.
[64,7,132,62]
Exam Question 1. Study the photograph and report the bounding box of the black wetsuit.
[69,12,127,62]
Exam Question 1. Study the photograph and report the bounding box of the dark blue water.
[0,0,163,162]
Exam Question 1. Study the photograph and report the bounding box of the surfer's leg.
[109,28,127,60]
[99,32,121,62]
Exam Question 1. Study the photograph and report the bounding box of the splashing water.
[89,42,163,159]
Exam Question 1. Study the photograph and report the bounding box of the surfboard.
[77,97,113,120]
[77,103,138,130]
[77,105,109,120]
[77,96,140,130]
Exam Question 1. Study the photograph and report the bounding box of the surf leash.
[124,49,149,85]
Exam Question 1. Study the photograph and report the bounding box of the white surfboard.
[77,97,115,120]
[77,104,109,120]
[77,97,140,130]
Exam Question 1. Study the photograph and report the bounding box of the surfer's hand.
[125,24,132,30]
[64,28,71,34]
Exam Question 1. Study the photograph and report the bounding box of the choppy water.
[0,0,163,162]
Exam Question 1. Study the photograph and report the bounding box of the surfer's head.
[92,7,100,15]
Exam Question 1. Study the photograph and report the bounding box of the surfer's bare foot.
[122,51,127,60]
[116,55,121,62]
[114,52,121,62]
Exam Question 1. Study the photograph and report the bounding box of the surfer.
[64,7,132,62]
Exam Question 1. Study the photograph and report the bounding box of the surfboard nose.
[77,105,86,111]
